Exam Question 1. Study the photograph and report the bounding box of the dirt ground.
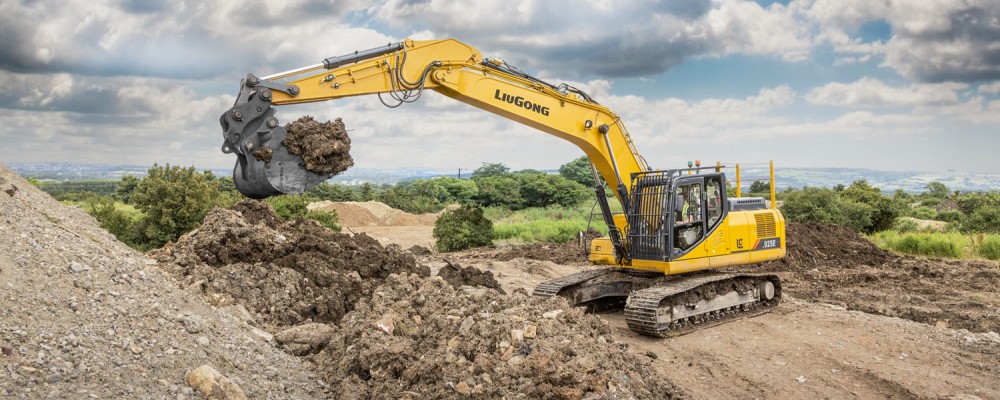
[407,223,1000,399]
[149,200,686,399]
[0,165,323,399]
[5,183,998,399]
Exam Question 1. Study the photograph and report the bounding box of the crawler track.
[534,271,782,337]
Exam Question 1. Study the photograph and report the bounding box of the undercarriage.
[533,269,782,337]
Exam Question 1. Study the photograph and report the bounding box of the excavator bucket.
[219,83,332,199]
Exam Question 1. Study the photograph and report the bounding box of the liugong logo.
[494,89,550,116]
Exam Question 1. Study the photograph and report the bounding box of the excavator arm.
[221,38,648,261]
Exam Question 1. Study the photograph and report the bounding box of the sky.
[1,0,999,174]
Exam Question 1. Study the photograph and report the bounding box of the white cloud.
[980,81,1000,94]
[805,78,966,108]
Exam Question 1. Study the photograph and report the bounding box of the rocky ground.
[0,165,322,399]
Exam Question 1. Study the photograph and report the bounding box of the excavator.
[219,39,786,337]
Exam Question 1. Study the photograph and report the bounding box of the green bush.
[304,210,341,232]
[893,218,919,233]
[978,236,1000,260]
[962,206,1000,233]
[433,205,494,252]
[937,210,963,223]
[875,231,964,258]
[264,195,310,219]
[911,207,937,220]
[131,164,221,248]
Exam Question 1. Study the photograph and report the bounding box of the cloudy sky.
[1,0,999,174]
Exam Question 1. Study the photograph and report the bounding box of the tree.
[307,182,357,202]
[515,172,590,208]
[779,187,873,232]
[748,181,770,195]
[473,175,522,208]
[359,182,376,201]
[114,175,140,204]
[925,182,949,199]
[471,162,510,179]
[558,156,595,187]
[130,164,221,247]
[840,180,901,233]
[433,205,494,252]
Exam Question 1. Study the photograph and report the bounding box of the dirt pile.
[0,164,321,398]
[283,116,353,175]
[317,273,685,399]
[308,201,441,227]
[150,201,429,329]
[438,260,505,294]
[463,242,590,265]
[730,223,1000,332]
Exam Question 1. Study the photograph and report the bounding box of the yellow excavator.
[219,39,786,337]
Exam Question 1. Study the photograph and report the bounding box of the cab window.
[706,177,723,228]
[673,182,703,251]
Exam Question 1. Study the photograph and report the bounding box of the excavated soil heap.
[308,201,441,227]
[318,273,685,399]
[464,242,590,265]
[150,201,429,329]
[438,260,505,294]
[729,223,1000,332]
[0,165,322,398]
[283,116,353,175]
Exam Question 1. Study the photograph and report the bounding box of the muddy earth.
[283,116,353,175]
[726,223,1000,332]
[150,200,427,330]
[437,260,505,294]
[318,273,684,399]
[150,200,687,399]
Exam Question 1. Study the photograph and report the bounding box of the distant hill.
[6,162,999,193]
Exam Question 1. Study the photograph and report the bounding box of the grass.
[485,199,622,244]
[871,230,1000,260]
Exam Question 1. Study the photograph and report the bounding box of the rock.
[499,346,515,361]
[196,336,210,346]
[374,315,395,335]
[274,323,335,355]
[3,183,17,197]
[459,316,475,334]
[46,373,62,384]
[524,325,537,339]
[542,310,563,319]
[251,327,274,343]
[221,305,254,324]
[69,261,88,272]
[182,314,207,334]
[510,329,524,344]
[982,331,1000,344]
[454,381,471,395]
[796,375,807,384]
[187,365,248,400]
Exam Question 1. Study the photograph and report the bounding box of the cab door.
[668,174,728,260]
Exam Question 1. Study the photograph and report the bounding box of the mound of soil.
[150,201,429,329]
[308,201,440,227]
[465,242,589,265]
[438,260,505,294]
[284,116,353,175]
[729,223,1000,332]
[0,165,321,398]
[317,273,685,399]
